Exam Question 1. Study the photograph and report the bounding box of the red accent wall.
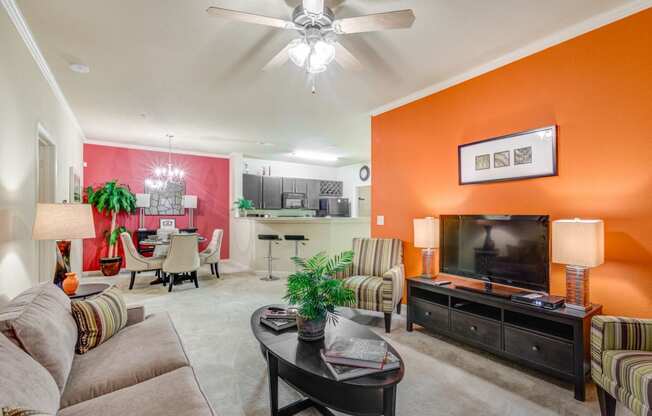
[83,143,230,272]
[371,10,652,317]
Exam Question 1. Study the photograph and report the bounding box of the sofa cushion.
[61,313,190,408]
[58,367,214,416]
[0,333,60,414]
[0,284,77,392]
[71,287,127,354]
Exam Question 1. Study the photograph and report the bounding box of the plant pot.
[99,256,122,276]
[296,315,326,341]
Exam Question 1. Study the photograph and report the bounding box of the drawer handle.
[469,325,477,332]
[425,311,432,316]
[531,345,540,352]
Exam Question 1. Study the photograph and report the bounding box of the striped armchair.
[591,316,652,416]
[338,238,404,333]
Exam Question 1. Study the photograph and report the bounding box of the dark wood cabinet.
[306,179,321,210]
[243,174,262,208]
[294,179,308,195]
[262,176,282,209]
[282,177,296,193]
[407,277,602,401]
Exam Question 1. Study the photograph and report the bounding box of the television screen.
[440,215,550,292]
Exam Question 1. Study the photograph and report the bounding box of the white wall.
[243,158,339,180]
[337,162,372,218]
[0,6,84,303]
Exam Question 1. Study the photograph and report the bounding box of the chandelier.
[145,134,184,190]
[287,28,335,75]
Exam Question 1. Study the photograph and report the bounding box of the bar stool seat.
[285,235,309,270]
[258,234,282,281]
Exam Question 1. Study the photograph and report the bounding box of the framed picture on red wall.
[458,125,557,185]
[160,218,176,229]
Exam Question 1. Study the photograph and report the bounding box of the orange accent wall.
[371,9,652,317]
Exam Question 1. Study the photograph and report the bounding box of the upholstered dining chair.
[337,238,404,333]
[119,232,164,290]
[153,227,178,257]
[591,315,652,416]
[162,233,200,292]
[200,229,223,278]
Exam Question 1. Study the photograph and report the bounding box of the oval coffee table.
[251,305,404,416]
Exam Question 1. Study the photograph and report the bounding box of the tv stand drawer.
[504,326,574,374]
[451,311,501,350]
[411,298,449,330]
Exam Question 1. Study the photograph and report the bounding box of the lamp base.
[565,265,591,311]
[54,240,71,288]
[420,248,435,278]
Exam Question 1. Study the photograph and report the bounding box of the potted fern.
[233,198,254,217]
[284,251,356,341]
[85,180,136,276]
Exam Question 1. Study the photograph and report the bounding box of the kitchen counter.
[230,216,370,275]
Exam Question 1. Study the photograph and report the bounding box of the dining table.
[138,233,206,285]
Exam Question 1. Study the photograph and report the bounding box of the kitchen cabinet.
[262,176,282,209]
[282,177,296,193]
[243,174,262,208]
[306,179,321,210]
[294,179,308,195]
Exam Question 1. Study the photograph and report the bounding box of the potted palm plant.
[284,251,356,341]
[233,198,254,217]
[85,180,136,276]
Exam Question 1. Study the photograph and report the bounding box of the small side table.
[67,283,111,300]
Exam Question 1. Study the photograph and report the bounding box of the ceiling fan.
[206,0,415,78]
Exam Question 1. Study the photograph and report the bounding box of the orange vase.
[63,272,79,295]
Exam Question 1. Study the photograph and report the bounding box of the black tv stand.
[406,276,602,401]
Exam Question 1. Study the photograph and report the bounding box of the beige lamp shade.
[32,203,96,241]
[135,193,151,208]
[413,217,439,249]
[552,218,604,267]
[182,195,197,209]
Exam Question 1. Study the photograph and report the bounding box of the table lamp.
[413,217,439,278]
[135,193,150,230]
[552,218,604,311]
[182,195,198,228]
[32,203,96,288]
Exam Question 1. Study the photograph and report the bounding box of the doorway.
[356,186,371,218]
[36,124,56,283]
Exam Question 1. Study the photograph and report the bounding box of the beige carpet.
[85,267,630,416]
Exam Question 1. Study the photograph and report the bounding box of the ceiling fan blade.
[262,43,292,71]
[334,43,362,71]
[206,7,298,30]
[303,0,324,15]
[333,9,415,34]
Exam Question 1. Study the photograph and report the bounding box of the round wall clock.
[359,165,370,182]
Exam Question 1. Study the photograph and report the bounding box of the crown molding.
[83,139,231,159]
[370,0,652,117]
[1,0,84,136]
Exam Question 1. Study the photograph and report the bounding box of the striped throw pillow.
[2,408,52,416]
[71,287,127,354]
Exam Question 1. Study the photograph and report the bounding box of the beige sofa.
[0,284,214,416]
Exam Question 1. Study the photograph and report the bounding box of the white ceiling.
[16,0,640,165]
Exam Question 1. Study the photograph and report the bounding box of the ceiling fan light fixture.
[306,40,335,74]
[288,39,310,67]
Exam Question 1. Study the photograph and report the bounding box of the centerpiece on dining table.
[284,251,356,341]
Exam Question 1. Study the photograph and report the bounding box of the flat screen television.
[439,215,550,292]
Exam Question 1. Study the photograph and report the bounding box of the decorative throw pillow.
[2,408,52,416]
[70,287,127,354]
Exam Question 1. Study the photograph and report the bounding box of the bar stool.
[284,235,309,259]
[258,234,282,281]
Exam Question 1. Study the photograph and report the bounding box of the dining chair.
[162,233,200,292]
[153,227,178,257]
[200,229,223,278]
[119,232,164,290]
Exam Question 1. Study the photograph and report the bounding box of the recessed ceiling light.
[291,151,338,162]
[69,63,90,74]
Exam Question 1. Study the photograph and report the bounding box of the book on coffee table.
[262,306,298,320]
[322,337,388,369]
[260,317,296,331]
[321,350,400,381]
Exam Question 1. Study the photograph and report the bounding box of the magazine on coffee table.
[322,337,388,369]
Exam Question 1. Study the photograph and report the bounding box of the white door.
[356,186,371,217]
[37,127,56,282]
